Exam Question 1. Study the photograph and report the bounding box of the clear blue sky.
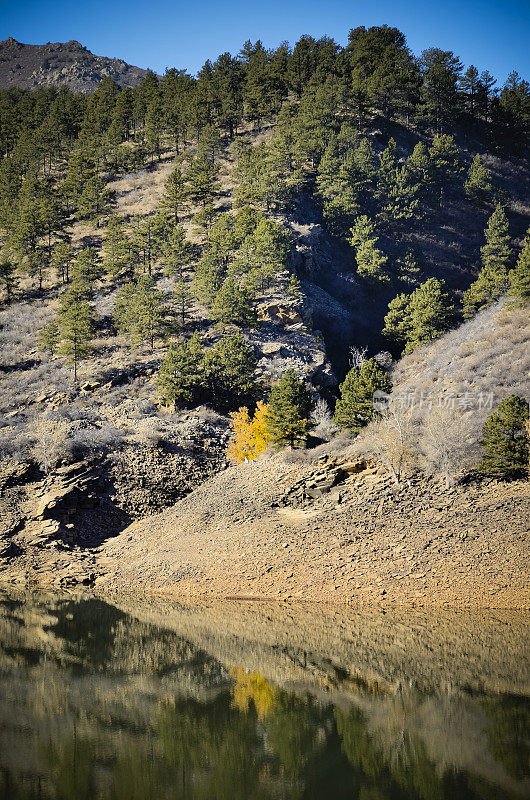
[1,0,529,85]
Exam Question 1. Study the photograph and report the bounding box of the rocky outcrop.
[0,37,151,92]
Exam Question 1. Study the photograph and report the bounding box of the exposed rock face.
[0,37,151,92]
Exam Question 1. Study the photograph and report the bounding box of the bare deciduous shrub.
[311,397,337,441]
[349,345,368,370]
[134,417,165,447]
[354,408,418,484]
[419,406,480,486]
[195,405,225,424]
[28,414,69,473]
[67,423,125,456]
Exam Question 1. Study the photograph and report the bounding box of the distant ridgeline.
[0,37,150,92]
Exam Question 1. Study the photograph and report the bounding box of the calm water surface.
[0,590,528,800]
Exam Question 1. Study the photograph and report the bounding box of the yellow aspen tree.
[227,401,271,463]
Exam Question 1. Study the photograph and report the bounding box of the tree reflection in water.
[0,592,528,800]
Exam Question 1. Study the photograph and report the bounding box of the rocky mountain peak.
[0,38,151,92]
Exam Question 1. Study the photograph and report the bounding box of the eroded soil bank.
[2,454,528,609]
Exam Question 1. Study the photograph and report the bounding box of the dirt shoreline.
[2,455,528,609]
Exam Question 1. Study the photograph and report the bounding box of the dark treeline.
[1,25,529,177]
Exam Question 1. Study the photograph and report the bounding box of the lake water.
[0,590,528,800]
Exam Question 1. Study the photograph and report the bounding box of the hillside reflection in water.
[0,591,528,800]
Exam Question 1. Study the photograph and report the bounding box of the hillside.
[0,37,150,91]
[0,24,529,600]
[1,302,529,605]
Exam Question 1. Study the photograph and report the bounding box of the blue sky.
[1,0,529,85]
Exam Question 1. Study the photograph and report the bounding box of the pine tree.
[77,174,109,221]
[202,332,257,412]
[419,48,463,132]
[0,252,18,303]
[72,247,102,285]
[376,137,399,201]
[50,241,74,284]
[316,135,361,236]
[102,215,134,279]
[266,368,312,448]
[133,275,166,349]
[161,163,188,224]
[39,320,61,354]
[172,279,193,326]
[333,358,392,433]
[480,395,529,477]
[57,280,95,382]
[157,332,205,407]
[465,154,493,202]
[162,225,193,278]
[383,278,454,353]
[186,153,220,208]
[460,65,481,117]
[349,216,389,282]
[145,97,163,161]
[508,228,530,304]
[379,164,422,228]
[429,134,461,206]
[394,240,423,286]
[287,274,302,298]
[463,204,512,317]
[113,276,166,349]
[212,277,255,326]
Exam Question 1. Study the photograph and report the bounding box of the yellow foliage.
[226,401,272,463]
[230,667,277,720]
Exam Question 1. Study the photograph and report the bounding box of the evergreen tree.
[376,138,399,198]
[394,240,423,286]
[202,332,257,412]
[419,48,463,132]
[77,174,109,221]
[61,148,96,210]
[379,164,422,228]
[508,228,530,304]
[172,279,193,326]
[0,251,18,303]
[465,154,493,202]
[102,215,134,279]
[161,163,188,224]
[316,135,361,236]
[266,368,312,448]
[476,70,497,121]
[383,278,454,353]
[145,97,163,160]
[162,225,193,278]
[287,274,302,298]
[463,204,512,317]
[429,134,462,206]
[211,277,255,325]
[50,241,74,284]
[57,279,95,382]
[113,275,166,349]
[349,216,389,282]
[39,319,61,354]
[480,395,529,477]
[157,332,205,407]
[186,152,220,208]
[460,65,481,117]
[72,247,102,285]
[333,358,392,433]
